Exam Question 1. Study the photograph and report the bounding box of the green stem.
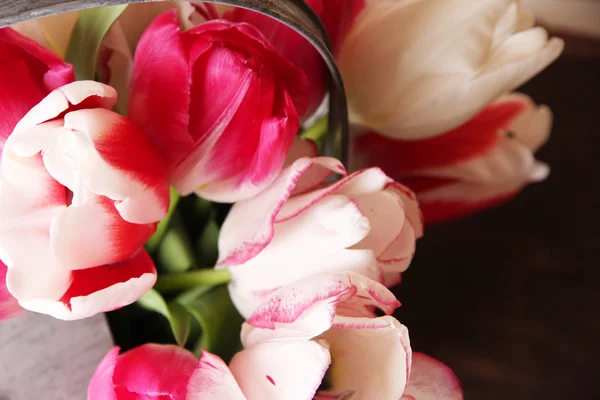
[154,269,231,294]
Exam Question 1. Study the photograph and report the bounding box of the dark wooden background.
[394,52,600,399]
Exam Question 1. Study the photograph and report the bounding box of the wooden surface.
[394,56,600,399]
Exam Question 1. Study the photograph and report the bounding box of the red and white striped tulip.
[129,11,309,203]
[353,93,552,223]
[0,81,170,320]
[338,0,563,140]
[217,155,423,318]
[231,272,411,400]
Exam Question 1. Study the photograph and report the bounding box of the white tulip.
[338,0,564,140]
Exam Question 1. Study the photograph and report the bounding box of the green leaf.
[154,268,231,295]
[65,5,128,81]
[155,211,197,273]
[175,286,214,304]
[183,285,244,362]
[137,289,191,347]
[146,187,181,254]
[196,217,220,266]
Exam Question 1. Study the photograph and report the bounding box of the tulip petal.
[178,71,298,202]
[351,189,406,257]
[0,27,74,148]
[276,167,390,223]
[22,249,156,320]
[242,272,400,345]
[11,87,169,225]
[320,0,365,55]
[402,352,464,400]
[0,58,47,150]
[503,93,552,152]
[382,36,563,139]
[0,27,74,90]
[50,193,155,271]
[225,4,324,116]
[386,182,424,239]
[9,81,117,151]
[111,344,197,398]
[0,150,70,302]
[354,96,531,174]
[229,340,331,400]
[54,108,170,224]
[217,157,345,266]
[186,350,246,400]
[128,9,192,168]
[406,151,550,224]
[318,316,411,400]
[88,346,119,400]
[226,193,380,318]
[0,260,22,320]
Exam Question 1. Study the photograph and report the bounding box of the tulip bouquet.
[0,0,563,399]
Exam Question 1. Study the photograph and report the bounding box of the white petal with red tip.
[21,250,156,320]
[402,352,463,400]
[10,81,117,148]
[186,351,246,400]
[0,151,70,302]
[56,108,168,224]
[50,193,154,271]
[217,157,345,266]
[318,316,412,400]
[229,340,331,400]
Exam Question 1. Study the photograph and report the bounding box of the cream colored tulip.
[338,0,564,140]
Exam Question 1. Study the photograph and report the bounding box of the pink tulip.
[0,260,22,320]
[354,93,551,223]
[89,344,247,400]
[217,155,423,317]
[0,27,74,154]
[129,10,309,202]
[231,272,411,399]
[0,81,170,320]
[225,0,365,117]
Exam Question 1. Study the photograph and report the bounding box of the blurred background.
[394,12,600,399]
